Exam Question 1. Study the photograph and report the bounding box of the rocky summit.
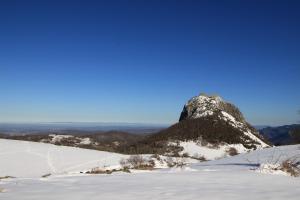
[176,93,269,149]
[179,94,244,122]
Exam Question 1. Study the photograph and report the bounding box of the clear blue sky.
[0,0,299,125]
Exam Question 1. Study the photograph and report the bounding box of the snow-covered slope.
[193,144,300,172]
[1,142,299,200]
[178,141,249,160]
[0,139,196,178]
[0,139,129,178]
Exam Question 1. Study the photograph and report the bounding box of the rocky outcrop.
[177,93,269,149]
[118,93,270,156]
[180,94,244,122]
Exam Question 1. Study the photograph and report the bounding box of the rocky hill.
[124,94,270,159]
[177,94,268,148]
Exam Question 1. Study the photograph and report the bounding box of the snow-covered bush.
[280,159,300,177]
[119,158,130,168]
[120,155,155,170]
[86,167,113,174]
[257,159,300,177]
[127,155,146,168]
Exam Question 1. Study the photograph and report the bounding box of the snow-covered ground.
[0,139,129,177]
[0,139,300,200]
[1,169,300,200]
[178,141,249,160]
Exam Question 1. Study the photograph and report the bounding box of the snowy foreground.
[0,139,129,178]
[0,139,300,200]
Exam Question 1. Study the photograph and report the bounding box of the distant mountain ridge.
[259,124,300,145]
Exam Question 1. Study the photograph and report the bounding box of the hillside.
[124,94,269,158]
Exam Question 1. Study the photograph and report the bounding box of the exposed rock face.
[177,94,269,149]
[179,94,244,123]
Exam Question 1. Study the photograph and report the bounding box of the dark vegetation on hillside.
[0,131,146,152]
[118,116,268,154]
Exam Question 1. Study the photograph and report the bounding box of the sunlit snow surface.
[0,139,129,177]
[0,139,300,200]
[179,141,249,160]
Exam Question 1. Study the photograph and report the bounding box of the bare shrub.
[256,157,300,177]
[121,155,155,170]
[119,158,130,168]
[119,158,131,172]
[86,167,113,174]
[127,155,146,168]
[280,159,300,177]
[227,147,239,156]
